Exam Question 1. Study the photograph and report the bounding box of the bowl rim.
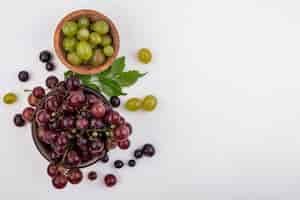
[31,86,111,169]
[53,9,120,75]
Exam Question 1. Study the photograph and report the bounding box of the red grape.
[76,118,89,129]
[47,163,58,177]
[91,103,106,118]
[61,116,75,129]
[28,94,39,107]
[36,110,50,125]
[68,90,86,107]
[68,169,83,184]
[104,111,121,125]
[104,174,117,187]
[66,77,80,91]
[56,135,68,146]
[52,174,68,189]
[22,107,35,121]
[90,118,105,129]
[89,139,104,156]
[32,86,45,98]
[118,139,130,150]
[87,94,100,105]
[45,96,60,112]
[67,150,81,165]
[113,125,130,141]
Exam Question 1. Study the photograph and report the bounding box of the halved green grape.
[91,20,109,35]
[103,45,114,57]
[138,48,152,64]
[63,37,77,52]
[91,49,106,66]
[125,98,142,111]
[67,52,82,65]
[78,16,90,28]
[101,35,112,46]
[62,21,78,37]
[77,28,90,41]
[89,32,102,45]
[76,41,93,61]
[3,93,17,104]
[142,95,157,111]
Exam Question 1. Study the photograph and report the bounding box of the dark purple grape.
[45,96,60,112]
[134,149,143,159]
[104,174,117,187]
[128,159,136,167]
[28,94,39,107]
[101,153,109,163]
[61,116,75,129]
[118,139,130,150]
[90,118,105,129]
[35,110,50,125]
[104,111,121,125]
[40,50,52,63]
[142,144,156,157]
[91,103,106,119]
[32,86,45,98]
[45,62,55,71]
[114,160,124,169]
[68,90,86,107]
[57,135,68,146]
[52,174,68,189]
[87,94,99,105]
[68,169,83,184]
[66,76,80,91]
[76,137,88,151]
[18,71,29,82]
[110,96,120,107]
[47,163,58,177]
[14,114,25,127]
[22,107,34,122]
[67,150,81,165]
[46,76,59,89]
[113,125,130,141]
[89,140,104,156]
[87,171,97,181]
[119,117,125,125]
[76,118,89,129]
[48,121,60,131]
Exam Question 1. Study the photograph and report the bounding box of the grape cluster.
[21,75,132,189]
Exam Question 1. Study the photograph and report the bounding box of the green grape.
[67,52,82,65]
[62,21,78,37]
[142,95,157,111]
[63,37,77,52]
[78,16,90,28]
[89,32,102,45]
[76,41,93,61]
[91,49,106,66]
[125,98,142,111]
[103,45,114,57]
[3,93,17,104]
[91,20,109,35]
[101,35,112,46]
[77,28,90,41]
[138,48,152,64]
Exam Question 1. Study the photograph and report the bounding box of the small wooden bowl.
[54,9,120,75]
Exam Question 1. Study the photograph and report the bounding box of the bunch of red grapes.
[21,75,132,189]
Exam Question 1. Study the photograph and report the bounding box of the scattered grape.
[137,48,152,64]
[18,71,29,82]
[125,98,142,111]
[39,50,52,63]
[3,93,17,104]
[142,95,157,111]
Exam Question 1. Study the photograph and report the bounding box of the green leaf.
[115,70,147,87]
[84,82,100,92]
[98,57,125,79]
[76,74,91,84]
[64,70,74,79]
[99,77,126,97]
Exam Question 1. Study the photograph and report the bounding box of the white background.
[1,0,300,199]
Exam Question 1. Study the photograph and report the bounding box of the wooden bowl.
[31,86,111,169]
[54,9,120,75]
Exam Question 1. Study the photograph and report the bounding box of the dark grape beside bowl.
[31,86,111,169]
